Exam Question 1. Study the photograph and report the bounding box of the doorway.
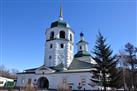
[37,77,49,89]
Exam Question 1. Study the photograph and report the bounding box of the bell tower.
[77,32,88,52]
[44,2,74,68]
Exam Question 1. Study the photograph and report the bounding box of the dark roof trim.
[17,72,35,74]
[76,40,88,45]
[17,70,92,75]
[46,27,75,34]
[24,68,37,71]
[74,51,91,58]
[46,38,74,45]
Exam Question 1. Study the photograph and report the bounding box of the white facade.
[16,67,98,90]
[44,18,74,68]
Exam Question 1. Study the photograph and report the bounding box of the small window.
[21,78,25,84]
[50,31,54,39]
[81,78,86,85]
[69,86,72,90]
[50,44,53,48]
[34,79,37,82]
[70,34,72,41]
[49,55,52,59]
[80,46,82,50]
[60,44,64,48]
[60,31,65,39]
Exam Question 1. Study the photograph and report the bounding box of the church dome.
[50,17,70,28]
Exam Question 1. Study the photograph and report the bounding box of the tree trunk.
[130,54,135,90]
[103,73,106,91]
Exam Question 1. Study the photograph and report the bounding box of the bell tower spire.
[59,0,63,18]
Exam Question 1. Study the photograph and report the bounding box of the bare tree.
[124,43,137,90]
[0,65,18,79]
[118,43,137,90]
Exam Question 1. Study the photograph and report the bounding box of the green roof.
[74,51,91,58]
[50,63,66,72]
[51,20,66,28]
[50,18,70,28]
[68,59,94,70]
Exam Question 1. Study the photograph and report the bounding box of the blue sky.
[0,0,136,71]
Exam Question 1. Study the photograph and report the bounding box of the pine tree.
[91,32,120,91]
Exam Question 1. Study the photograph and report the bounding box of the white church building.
[16,4,98,90]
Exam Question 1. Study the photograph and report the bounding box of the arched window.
[80,46,82,50]
[70,34,72,41]
[60,31,65,39]
[50,31,54,39]
[49,55,52,59]
[60,44,64,48]
[50,44,53,49]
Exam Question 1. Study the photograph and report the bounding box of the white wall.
[16,71,98,90]
[44,27,74,68]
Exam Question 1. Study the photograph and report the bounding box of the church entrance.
[37,77,49,89]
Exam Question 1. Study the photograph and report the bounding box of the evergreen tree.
[91,32,120,91]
